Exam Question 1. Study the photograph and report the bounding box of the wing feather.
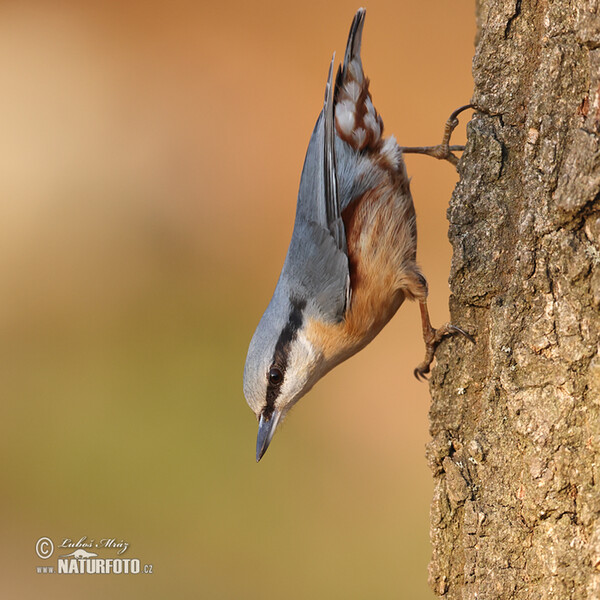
[323,55,347,255]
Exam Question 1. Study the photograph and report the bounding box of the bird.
[243,8,473,462]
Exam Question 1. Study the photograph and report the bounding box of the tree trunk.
[427,1,600,598]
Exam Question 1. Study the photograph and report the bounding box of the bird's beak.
[256,410,281,462]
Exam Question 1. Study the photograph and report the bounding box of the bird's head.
[244,292,329,461]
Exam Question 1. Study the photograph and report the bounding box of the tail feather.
[339,8,365,86]
[334,8,383,151]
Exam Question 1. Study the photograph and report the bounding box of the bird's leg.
[413,300,475,381]
[400,104,474,167]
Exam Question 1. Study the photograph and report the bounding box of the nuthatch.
[244,9,473,461]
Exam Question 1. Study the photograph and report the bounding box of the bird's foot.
[413,323,475,381]
[400,104,475,168]
[414,300,475,381]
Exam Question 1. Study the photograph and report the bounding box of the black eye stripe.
[263,298,306,420]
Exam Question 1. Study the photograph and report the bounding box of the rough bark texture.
[428,1,600,598]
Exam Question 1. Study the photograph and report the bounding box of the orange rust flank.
[305,181,423,369]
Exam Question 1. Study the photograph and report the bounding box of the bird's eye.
[268,367,283,386]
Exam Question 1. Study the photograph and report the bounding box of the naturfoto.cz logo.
[34,536,153,575]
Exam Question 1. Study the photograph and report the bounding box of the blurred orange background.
[0,1,475,598]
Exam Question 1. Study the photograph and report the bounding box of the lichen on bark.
[427,1,600,598]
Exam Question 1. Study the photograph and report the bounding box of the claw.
[413,366,430,381]
[443,324,475,345]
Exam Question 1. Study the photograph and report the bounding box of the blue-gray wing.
[295,57,347,251]
[281,219,349,322]
[284,57,350,323]
[284,12,380,322]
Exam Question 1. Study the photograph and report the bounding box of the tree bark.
[428,1,600,598]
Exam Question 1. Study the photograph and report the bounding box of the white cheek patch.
[277,331,318,408]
